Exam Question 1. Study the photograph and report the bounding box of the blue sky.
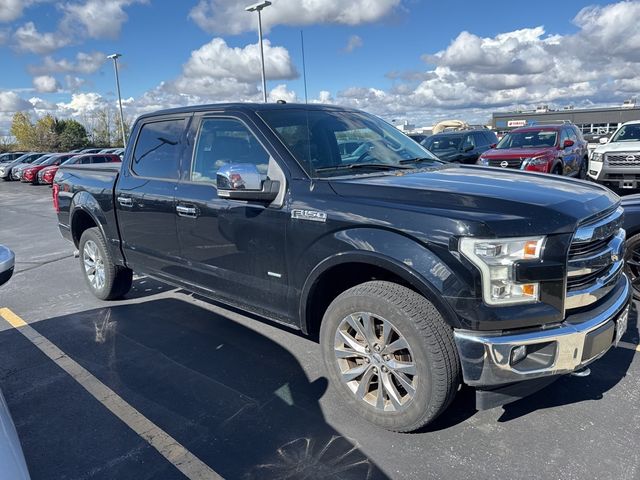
[0,0,639,133]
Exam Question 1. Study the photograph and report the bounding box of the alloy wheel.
[83,240,105,291]
[334,312,417,412]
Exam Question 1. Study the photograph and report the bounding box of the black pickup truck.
[55,103,630,432]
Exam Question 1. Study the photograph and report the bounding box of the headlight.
[525,156,548,166]
[477,157,489,166]
[591,152,603,162]
[459,236,545,306]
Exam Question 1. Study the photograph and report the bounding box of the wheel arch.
[300,251,462,338]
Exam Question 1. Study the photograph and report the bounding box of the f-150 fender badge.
[291,209,327,223]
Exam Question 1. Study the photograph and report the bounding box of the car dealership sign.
[507,120,528,127]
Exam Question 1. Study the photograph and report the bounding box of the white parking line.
[618,341,640,352]
[0,307,223,480]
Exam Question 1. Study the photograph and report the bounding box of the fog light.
[510,345,527,365]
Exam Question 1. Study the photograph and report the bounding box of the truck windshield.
[610,124,640,143]
[496,131,557,149]
[259,109,442,178]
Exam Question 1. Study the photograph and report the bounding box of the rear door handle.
[117,196,133,207]
[176,204,198,218]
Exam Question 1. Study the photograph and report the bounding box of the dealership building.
[492,101,640,135]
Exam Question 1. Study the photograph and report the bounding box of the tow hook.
[571,367,591,377]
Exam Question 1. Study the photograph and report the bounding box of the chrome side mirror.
[0,246,15,287]
[216,163,279,202]
[216,163,263,191]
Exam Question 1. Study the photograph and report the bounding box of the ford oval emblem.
[500,161,509,168]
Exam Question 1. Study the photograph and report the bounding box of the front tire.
[624,233,640,299]
[320,281,460,432]
[79,227,132,300]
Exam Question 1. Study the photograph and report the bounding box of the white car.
[0,246,30,480]
[589,120,640,189]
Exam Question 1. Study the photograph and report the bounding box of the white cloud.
[168,37,298,99]
[0,0,39,22]
[0,91,33,111]
[13,21,69,54]
[189,0,402,35]
[64,75,86,91]
[57,92,108,116]
[29,51,107,75]
[319,1,640,125]
[60,0,147,39]
[13,22,70,54]
[343,35,363,53]
[268,84,297,103]
[33,75,60,93]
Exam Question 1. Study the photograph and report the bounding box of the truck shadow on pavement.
[0,298,389,480]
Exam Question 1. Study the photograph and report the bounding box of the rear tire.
[79,227,132,300]
[320,281,460,432]
[578,157,588,179]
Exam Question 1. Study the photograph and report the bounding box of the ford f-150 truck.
[54,103,630,432]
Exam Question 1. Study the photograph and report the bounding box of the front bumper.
[453,274,630,387]
[588,161,640,188]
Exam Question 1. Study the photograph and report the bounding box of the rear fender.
[70,192,126,267]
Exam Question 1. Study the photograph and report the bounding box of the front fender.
[298,228,469,332]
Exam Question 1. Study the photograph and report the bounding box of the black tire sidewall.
[320,289,436,431]
[624,233,640,300]
[79,227,115,300]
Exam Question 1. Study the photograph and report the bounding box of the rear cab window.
[131,118,187,180]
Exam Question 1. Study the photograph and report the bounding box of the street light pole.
[107,53,127,148]
[245,1,271,103]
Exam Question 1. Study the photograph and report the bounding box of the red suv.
[477,124,589,178]
[40,153,121,185]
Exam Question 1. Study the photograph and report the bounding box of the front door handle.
[117,196,133,207]
[176,204,198,218]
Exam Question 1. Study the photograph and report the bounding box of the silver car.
[11,154,53,181]
[0,153,45,180]
[0,246,30,480]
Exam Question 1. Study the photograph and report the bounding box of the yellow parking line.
[0,307,223,480]
[618,341,640,352]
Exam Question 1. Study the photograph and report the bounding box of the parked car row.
[0,148,123,185]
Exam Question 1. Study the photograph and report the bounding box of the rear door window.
[131,118,187,180]
[473,132,488,147]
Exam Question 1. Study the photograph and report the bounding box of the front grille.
[488,158,523,168]
[566,207,625,310]
[606,152,640,167]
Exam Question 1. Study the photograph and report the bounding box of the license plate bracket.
[581,320,615,362]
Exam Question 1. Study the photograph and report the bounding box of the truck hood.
[480,147,556,160]
[594,141,640,154]
[329,164,619,238]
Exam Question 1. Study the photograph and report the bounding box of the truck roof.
[136,102,357,121]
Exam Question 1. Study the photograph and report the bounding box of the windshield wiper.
[399,157,445,165]
[315,163,413,173]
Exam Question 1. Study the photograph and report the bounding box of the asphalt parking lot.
[0,180,639,480]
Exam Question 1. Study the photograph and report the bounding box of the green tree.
[33,115,58,151]
[10,112,36,149]
[58,120,89,151]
